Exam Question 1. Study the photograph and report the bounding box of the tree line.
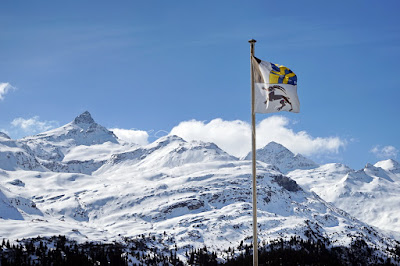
[1,234,399,265]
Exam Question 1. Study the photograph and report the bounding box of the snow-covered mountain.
[288,160,400,240]
[21,111,119,156]
[244,141,319,173]
[376,159,400,175]
[10,111,135,174]
[97,134,237,173]
[23,111,119,147]
[0,132,44,171]
[0,112,399,262]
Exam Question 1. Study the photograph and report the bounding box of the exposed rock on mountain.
[244,141,318,173]
[0,112,399,263]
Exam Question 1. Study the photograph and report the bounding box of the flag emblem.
[252,56,300,113]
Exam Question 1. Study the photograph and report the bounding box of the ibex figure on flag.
[263,85,293,111]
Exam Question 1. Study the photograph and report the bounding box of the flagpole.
[249,38,258,266]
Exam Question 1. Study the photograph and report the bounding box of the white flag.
[252,56,300,113]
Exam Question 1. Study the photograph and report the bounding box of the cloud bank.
[170,116,346,158]
[0,82,16,100]
[110,128,149,145]
[370,145,398,159]
[11,116,59,136]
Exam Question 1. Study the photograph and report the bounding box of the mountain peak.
[267,141,282,146]
[374,159,400,174]
[148,135,186,149]
[363,163,383,173]
[244,141,318,173]
[160,134,185,143]
[152,134,184,143]
[364,163,374,169]
[21,111,119,148]
[263,141,288,152]
[0,132,11,140]
[73,111,95,125]
[363,163,394,181]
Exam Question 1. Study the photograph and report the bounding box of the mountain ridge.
[288,158,400,239]
[0,111,399,263]
[21,111,119,146]
[244,141,319,173]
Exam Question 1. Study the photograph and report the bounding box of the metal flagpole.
[248,39,258,266]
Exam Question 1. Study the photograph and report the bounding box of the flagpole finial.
[249,39,256,57]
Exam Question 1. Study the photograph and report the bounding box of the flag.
[252,56,300,113]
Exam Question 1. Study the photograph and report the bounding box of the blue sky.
[1,1,399,169]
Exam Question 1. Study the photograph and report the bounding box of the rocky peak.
[159,134,185,143]
[151,135,186,148]
[0,132,11,140]
[73,111,95,126]
[19,112,119,156]
[244,141,318,173]
[264,141,287,151]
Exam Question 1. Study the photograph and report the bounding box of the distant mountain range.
[0,111,399,262]
[288,160,400,240]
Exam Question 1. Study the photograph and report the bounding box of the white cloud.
[170,116,346,158]
[110,128,149,145]
[370,145,398,159]
[0,82,16,100]
[11,116,59,135]
[170,119,250,157]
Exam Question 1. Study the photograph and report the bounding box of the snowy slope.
[96,135,237,174]
[1,158,397,255]
[375,159,400,175]
[288,160,400,239]
[0,132,44,171]
[0,183,42,220]
[244,141,319,173]
[0,112,399,261]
